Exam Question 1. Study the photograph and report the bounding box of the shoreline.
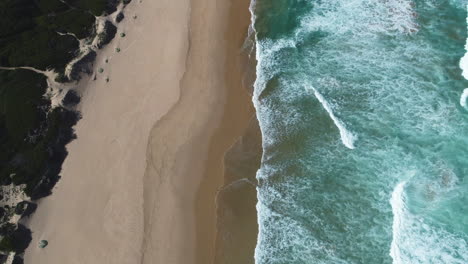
[195,0,256,262]
[141,0,256,262]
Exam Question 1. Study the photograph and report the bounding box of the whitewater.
[251,0,468,263]
[462,3,468,109]
[309,87,357,149]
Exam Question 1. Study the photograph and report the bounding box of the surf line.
[460,88,468,108]
[389,181,407,264]
[460,5,468,108]
[308,86,357,149]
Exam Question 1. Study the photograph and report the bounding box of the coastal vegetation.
[0,0,129,259]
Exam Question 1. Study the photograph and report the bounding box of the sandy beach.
[141,0,255,262]
[23,0,255,263]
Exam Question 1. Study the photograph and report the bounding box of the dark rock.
[97,21,117,49]
[63,90,81,107]
[116,12,125,23]
[0,207,6,219]
[0,254,7,264]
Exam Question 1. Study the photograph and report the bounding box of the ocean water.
[251,1,468,263]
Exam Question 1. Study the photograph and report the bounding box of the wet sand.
[214,117,262,264]
[141,0,256,263]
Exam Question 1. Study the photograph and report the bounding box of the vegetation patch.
[0,0,124,258]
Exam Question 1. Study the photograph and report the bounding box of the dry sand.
[24,0,256,263]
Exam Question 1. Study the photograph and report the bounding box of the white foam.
[389,181,406,264]
[460,4,468,79]
[460,88,468,108]
[460,4,468,106]
[309,87,357,149]
[461,46,468,81]
[298,0,418,38]
[388,178,468,264]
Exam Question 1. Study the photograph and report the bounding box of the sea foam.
[389,179,468,264]
[460,4,468,106]
[251,0,468,263]
[389,182,406,264]
[309,87,357,149]
[460,88,468,108]
[461,44,468,81]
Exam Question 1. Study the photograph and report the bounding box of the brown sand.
[214,117,262,264]
[141,0,255,263]
[210,1,262,262]
[24,0,257,263]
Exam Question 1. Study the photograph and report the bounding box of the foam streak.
[389,182,406,264]
[460,88,468,108]
[310,87,357,149]
[460,4,468,106]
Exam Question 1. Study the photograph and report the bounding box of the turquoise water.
[251,1,468,263]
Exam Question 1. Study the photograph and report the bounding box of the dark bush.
[63,0,109,16]
[0,254,7,264]
[9,224,32,253]
[0,208,5,219]
[68,51,97,81]
[97,21,117,49]
[15,201,37,218]
[12,256,23,264]
[63,90,81,106]
[116,12,125,23]
[0,223,31,253]
[0,223,15,237]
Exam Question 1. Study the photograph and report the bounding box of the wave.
[461,46,468,81]
[251,0,468,263]
[460,4,468,106]
[389,182,406,264]
[389,179,468,264]
[460,88,468,108]
[308,87,357,149]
